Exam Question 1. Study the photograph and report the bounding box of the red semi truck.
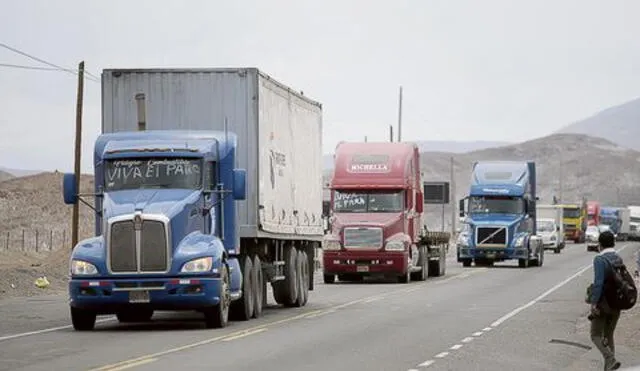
[587,200,601,226]
[322,141,449,284]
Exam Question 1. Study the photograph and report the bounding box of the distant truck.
[536,204,565,254]
[456,161,544,268]
[586,200,601,226]
[559,201,587,243]
[322,142,449,284]
[628,205,640,241]
[62,68,323,330]
[600,207,631,241]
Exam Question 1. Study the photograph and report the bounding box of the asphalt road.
[1,242,639,371]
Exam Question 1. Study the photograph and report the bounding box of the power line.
[0,42,100,82]
[0,63,61,71]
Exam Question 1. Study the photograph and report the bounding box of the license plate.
[356,265,369,272]
[486,252,496,258]
[128,290,150,303]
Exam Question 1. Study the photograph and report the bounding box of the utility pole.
[389,125,394,142]
[397,86,403,142]
[450,156,456,236]
[364,135,368,143]
[71,61,85,249]
[559,150,563,203]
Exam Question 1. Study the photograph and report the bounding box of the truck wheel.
[397,266,411,284]
[430,246,447,276]
[411,246,428,281]
[204,265,230,329]
[518,258,529,268]
[70,307,96,331]
[294,251,309,307]
[462,259,472,267]
[535,247,544,267]
[116,309,153,323]
[230,255,254,321]
[274,244,299,306]
[323,274,335,284]
[252,255,264,319]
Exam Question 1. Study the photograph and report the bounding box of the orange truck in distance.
[322,141,449,284]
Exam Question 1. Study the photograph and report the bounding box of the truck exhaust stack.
[135,93,146,131]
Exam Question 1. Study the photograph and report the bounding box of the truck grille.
[109,217,169,273]
[343,227,383,249]
[476,227,507,247]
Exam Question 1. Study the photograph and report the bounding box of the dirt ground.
[0,248,70,298]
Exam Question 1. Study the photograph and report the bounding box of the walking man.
[589,230,622,371]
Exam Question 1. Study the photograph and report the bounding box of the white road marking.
[0,317,116,342]
[450,344,463,350]
[490,243,630,328]
[472,331,483,337]
[483,327,492,331]
[418,360,435,367]
[434,352,449,358]
[461,337,474,343]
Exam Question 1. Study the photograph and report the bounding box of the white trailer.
[102,68,323,305]
[629,206,640,241]
[536,204,565,253]
[617,207,631,241]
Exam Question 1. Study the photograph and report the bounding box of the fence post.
[22,229,25,251]
[50,230,53,251]
[63,230,66,250]
[35,229,39,252]
[5,231,8,250]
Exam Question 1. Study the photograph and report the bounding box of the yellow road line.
[221,328,267,342]
[94,358,157,371]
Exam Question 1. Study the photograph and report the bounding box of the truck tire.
[429,246,446,277]
[397,265,411,283]
[462,259,472,267]
[518,258,529,268]
[252,254,264,319]
[70,307,96,331]
[534,246,544,267]
[323,274,335,284]
[230,255,254,321]
[411,246,428,281]
[116,309,153,323]
[274,244,299,306]
[294,251,309,307]
[204,265,230,329]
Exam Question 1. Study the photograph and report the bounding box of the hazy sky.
[1,0,638,173]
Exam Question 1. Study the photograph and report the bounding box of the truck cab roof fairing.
[470,161,532,197]
[331,142,418,189]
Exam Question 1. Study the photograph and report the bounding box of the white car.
[536,219,563,253]
[585,225,600,252]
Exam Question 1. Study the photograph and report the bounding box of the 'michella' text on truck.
[322,142,449,284]
[63,68,323,330]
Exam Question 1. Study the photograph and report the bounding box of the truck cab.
[456,161,544,268]
[559,202,587,243]
[63,130,247,331]
[322,142,447,283]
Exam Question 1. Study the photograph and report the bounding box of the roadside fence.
[1,229,70,252]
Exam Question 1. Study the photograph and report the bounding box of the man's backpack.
[604,257,638,311]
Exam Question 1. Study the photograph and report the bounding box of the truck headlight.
[70,260,98,275]
[323,239,341,250]
[514,235,525,248]
[457,234,469,247]
[385,240,405,251]
[181,257,213,273]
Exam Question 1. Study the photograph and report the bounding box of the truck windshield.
[537,221,554,232]
[469,196,524,214]
[104,157,203,191]
[333,190,403,213]
[562,208,581,218]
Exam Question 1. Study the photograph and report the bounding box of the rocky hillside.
[0,172,95,298]
[0,170,14,182]
[557,96,640,151]
[323,133,640,231]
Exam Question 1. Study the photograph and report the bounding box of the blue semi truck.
[456,161,544,268]
[600,206,631,241]
[62,68,324,331]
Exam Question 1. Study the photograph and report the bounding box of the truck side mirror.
[416,193,424,213]
[62,173,78,205]
[458,199,465,217]
[232,169,247,200]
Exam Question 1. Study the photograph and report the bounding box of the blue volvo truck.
[456,161,544,268]
[62,68,324,330]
